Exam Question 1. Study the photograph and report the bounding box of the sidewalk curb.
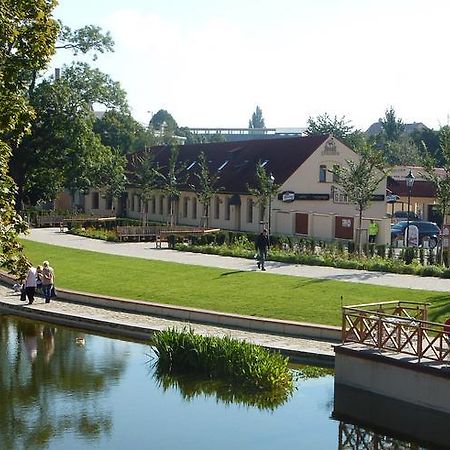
[0,271,341,342]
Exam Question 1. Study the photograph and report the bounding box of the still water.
[0,315,428,450]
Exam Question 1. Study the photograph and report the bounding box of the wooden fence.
[342,301,450,364]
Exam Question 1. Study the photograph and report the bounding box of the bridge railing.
[342,301,450,363]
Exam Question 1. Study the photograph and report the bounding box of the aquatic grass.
[152,328,294,392]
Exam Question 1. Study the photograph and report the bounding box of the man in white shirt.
[24,264,37,305]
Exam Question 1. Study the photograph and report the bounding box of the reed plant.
[152,328,293,392]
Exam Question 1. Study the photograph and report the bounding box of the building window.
[183,197,188,218]
[192,198,197,219]
[105,195,113,210]
[214,196,220,219]
[259,205,265,223]
[92,192,99,209]
[247,199,253,223]
[225,197,231,221]
[151,196,156,214]
[137,196,141,212]
[159,195,164,215]
[333,187,349,204]
[319,165,327,183]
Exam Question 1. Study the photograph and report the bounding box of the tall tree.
[94,110,155,154]
[248,106,265,129]
[306,113,364,149]
[331,143,388,254]
[191,151,222,227]
[9,62,128,207]
[379,106,405,142]
[0,0,58,277]
[420,127,450,264]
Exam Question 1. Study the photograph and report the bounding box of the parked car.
[391,221,440,248]
[391,211,420,222]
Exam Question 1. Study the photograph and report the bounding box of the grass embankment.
[21,240,450,326]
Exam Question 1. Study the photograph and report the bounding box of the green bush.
[403,247,415,265]
[418,265,444,277]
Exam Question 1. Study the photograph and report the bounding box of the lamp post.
[405,170,415,247]
[268,173,275,235]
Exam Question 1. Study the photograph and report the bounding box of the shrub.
[403,247,415,265]
[418,265,444,277]
[376,244,386,258]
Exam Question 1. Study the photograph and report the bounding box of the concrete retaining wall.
[335,345,450,414]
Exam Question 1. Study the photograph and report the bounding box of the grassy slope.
[21,240,450,327]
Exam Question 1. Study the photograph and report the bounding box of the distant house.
[83,134,389,242]
[366,121,429,136]
[387,166,442,225]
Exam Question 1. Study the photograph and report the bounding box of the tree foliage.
[305,113,364,149]
[9,62,128,206]
[94,110,155,154]
[248,106,265,129]
[247,162,279,228]
[0,0,58,278]
[56,21,114,59]
[331,143,388,253]
[371,107,420,165]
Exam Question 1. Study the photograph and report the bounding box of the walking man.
[255,229,270,271]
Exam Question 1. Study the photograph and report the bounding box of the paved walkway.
[23,228,450,292]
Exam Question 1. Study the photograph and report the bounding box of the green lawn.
[21,240,450,327]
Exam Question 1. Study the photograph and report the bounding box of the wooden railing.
[342,301,450,363]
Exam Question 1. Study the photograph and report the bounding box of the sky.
[50,0,450,131]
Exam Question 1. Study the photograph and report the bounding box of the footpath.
[2,227,448,364]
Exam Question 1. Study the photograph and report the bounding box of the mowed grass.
[21,240,450,327]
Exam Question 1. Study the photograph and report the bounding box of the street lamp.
[405,169,415,247]
[268,173,275,235]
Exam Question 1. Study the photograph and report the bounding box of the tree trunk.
[439,207,446,265]
[358,207,363,255]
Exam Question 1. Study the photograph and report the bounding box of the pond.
[0,315,429,450]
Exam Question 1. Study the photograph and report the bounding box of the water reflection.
[0,316,129,449]
[333,383,450,449]
[153,370,293,411]
[338,422,426,450]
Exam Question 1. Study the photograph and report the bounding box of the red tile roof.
[127,135,329,194]
[387,177,436,198]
